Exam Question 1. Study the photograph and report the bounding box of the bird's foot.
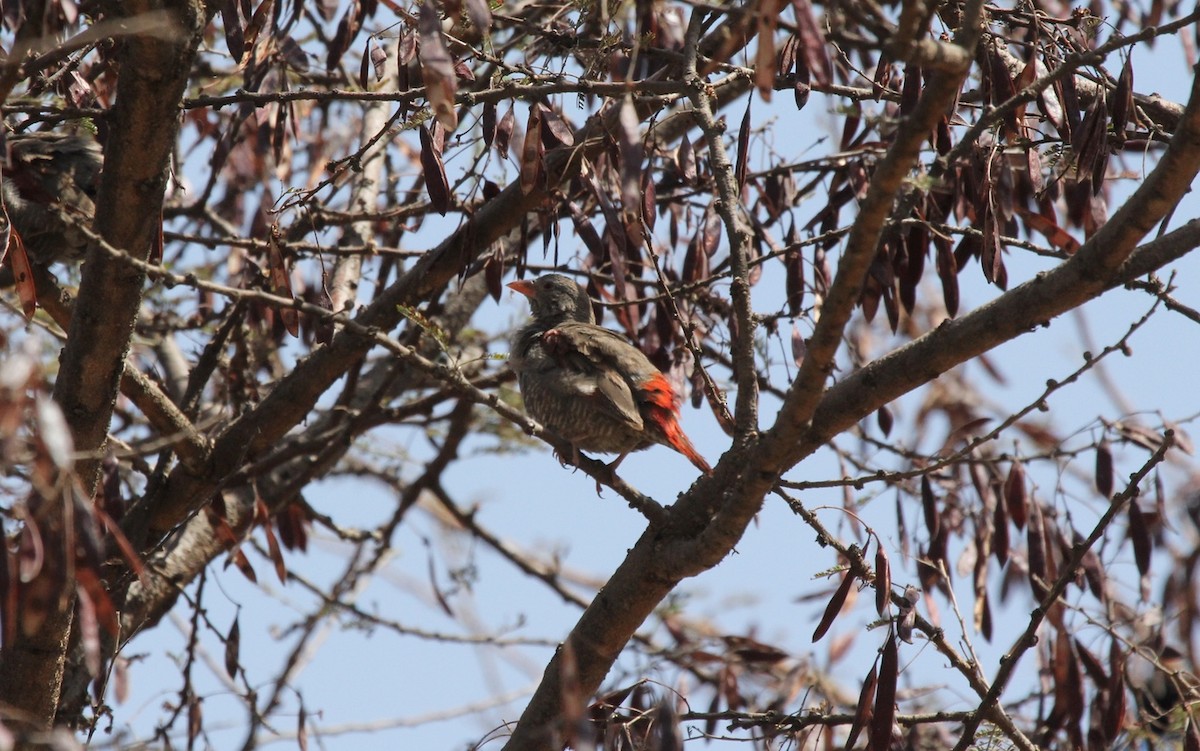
[593,454,631,496]
[552,444,584,474]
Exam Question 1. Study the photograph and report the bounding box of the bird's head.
[508,273,595,325]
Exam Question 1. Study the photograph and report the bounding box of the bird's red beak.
[507,279,536,298]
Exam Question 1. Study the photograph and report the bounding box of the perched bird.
[508,273,712,475]
[1,131,103,286]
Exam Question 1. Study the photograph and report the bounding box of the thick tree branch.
[0,0,207,732]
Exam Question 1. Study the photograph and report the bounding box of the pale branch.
[328,61,394,313]
[684,9,759,436]
[950,430,1175,750]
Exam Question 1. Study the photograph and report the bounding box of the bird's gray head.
[507,273,595,325]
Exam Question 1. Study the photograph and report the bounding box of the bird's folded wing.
[541,324,646,430]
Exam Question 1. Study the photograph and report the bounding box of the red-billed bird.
[508,273,712,475]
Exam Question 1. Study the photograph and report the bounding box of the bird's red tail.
[640,373,713,475]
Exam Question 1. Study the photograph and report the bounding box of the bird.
[508,273,712,475]
[1,131,103,287]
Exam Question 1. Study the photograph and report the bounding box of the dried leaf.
[539,104,575,147]
[263,518,287,584]
[327,5,360,74]
[276,502,310,553]
[397,25,417,64]
[369,40,388,81]
[483,252,504,302]
[992,494,1009,565]
[188,697,202,746]
[481,101,496,148]
[754,0,779,101]
[1128,502,1151,578]
[812,569,854,643]
[1074,95,1109,194]
[683,234,708,285]
[876,406,893,438]
[1110,54,1134,138]
[785,243,804,316]
[75,584,101,677]
[1004,460,1028,529]
[229,548,258,583]
[495,106,514,155]
[677,134,697,184]
[465,0,491,32]
[791,325,806,368]
[870,631,898,751]
[1020,210,1082,254]
[568,204,604,261]
[700,203,721,257]
[520,105,544,194]
[793,39,811,110]
[844,664,877,750]
[900,63,921,117]
[358,41,371,89]
[225,615,241,678]
[1095,438,1114,498]
[921,475,939,538]
[935,237,958,317]
[975,586,992,641]
[418,0,458,132]
[6,232,36,320]
[1027,502,1046,599]
[640,168,656,231]
[419,123,451,215]
[875,545,891,615]
[265,226,299,337]
[789,0,832,85]
[735,99,751,194]
[222,0,245,62]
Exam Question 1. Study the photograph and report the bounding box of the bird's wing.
[540,323,646,430]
